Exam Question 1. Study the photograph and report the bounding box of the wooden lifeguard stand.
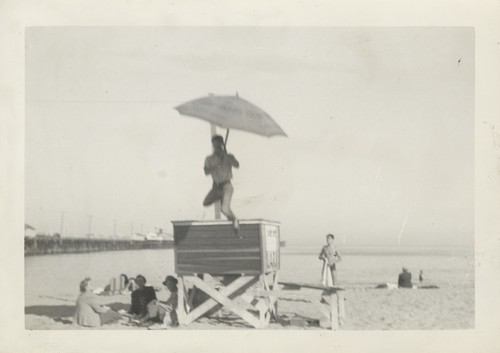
[172,219,280,328]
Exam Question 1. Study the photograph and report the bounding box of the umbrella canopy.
[174,94,287,137]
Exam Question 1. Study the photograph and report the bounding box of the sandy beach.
[25,286,474,330]
[21,26,477,333]
[25,247,474,330]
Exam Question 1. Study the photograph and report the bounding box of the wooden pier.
[24,237,173,256]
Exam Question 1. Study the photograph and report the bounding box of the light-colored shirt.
[74,292,108,327]
[204,153,238,184]
[146,291,178,326]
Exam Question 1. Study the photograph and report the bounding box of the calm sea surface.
[282,245,474,288]
[25,246,474,304]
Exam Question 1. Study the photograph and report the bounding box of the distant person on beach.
[138,275,179,328]
[203,135,240,234]
[319,233,342,286]
[120,274,138,292]
[129,274,157,318]
[95,274,134,295]
[419,270,424,283]
[398,267,413,288]
[120,274,130,291]
[74,277,123,327]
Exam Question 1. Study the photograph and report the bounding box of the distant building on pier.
[131,233,146,241]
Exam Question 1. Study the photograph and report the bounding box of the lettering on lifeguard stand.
[263,224,280,271]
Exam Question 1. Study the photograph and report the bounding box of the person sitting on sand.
[74,277,123,327]
[203,135,240,234]
[319,233,342,286]
[129,274,157,318]
[398,267,413,288]
[119,274,138,293]
[137,275,179,328]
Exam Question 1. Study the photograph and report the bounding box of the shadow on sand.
[204,315,253,329]
[25,305,75,319]
[25,302,130,324]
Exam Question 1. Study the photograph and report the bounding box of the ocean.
[283,245,474,288]
[25,245,474,305]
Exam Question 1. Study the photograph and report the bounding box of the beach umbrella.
[174,93,287,145]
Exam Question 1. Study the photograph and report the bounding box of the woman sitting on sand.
[129,274,157,319]
[74,277,123,327]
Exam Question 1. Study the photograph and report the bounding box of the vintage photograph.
[24,27,474,330]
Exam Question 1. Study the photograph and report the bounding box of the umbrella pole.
[224,129,230,149]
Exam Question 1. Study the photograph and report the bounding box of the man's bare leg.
[221,184,240,236]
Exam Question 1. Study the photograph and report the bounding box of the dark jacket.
[398,271,413,288]
[130,286,157,315]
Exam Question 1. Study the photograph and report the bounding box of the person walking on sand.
[319,233,342,286]
[203,135,240,234]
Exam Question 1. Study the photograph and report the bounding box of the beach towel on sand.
[321,261,334,287]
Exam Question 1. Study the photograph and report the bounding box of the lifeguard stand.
[172,219,280,328]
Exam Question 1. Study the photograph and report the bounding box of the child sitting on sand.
[319,233,342,286]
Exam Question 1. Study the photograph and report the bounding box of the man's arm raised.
[227,154,239,168]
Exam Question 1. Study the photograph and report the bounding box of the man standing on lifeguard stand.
[203,135,240,234]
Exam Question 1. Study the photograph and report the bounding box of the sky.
[25,27,474,247]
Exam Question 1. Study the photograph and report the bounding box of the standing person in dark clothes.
[398,267,413,288]
[203,135,240,234]
[129,274,157,319]
[419,270,424,283]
